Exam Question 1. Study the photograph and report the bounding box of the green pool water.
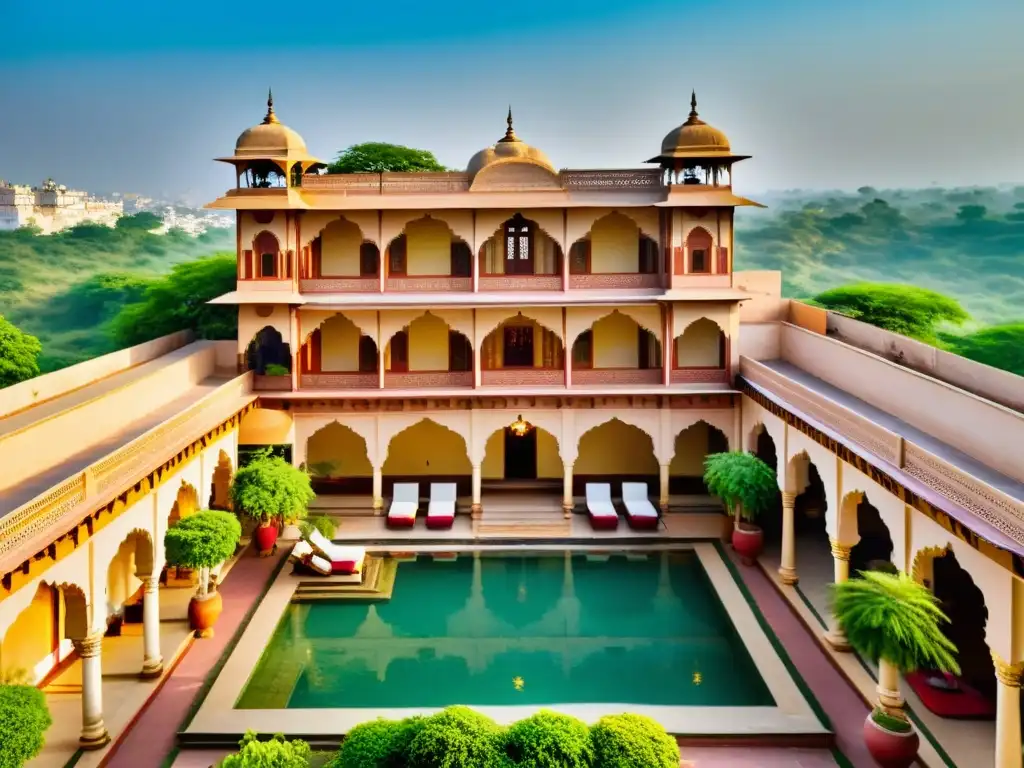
[237,550,774,709]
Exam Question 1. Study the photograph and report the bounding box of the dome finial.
[263,88,279,125]
[500,105,518,143]
[690,90,698,117]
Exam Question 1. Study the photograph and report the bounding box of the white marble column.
[993,652,1024,768]
[659,464,670,513]
[877,658,905,712]
[74,633,109,749]
[372,465,383,514]
[779,492,798,585]
[139,574,163,678]
[471,464,482,519]
[562,463,574,519]
[825,539,852,651]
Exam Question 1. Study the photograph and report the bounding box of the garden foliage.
[219,731,312,768]
[0,684,52,768]
[230,448,315,522]
[589,714,680,768]
[702,451,778,522]
[503,710,594,768]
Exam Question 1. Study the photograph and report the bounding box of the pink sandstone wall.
[0,331,193,418]
[779,323,1024,482]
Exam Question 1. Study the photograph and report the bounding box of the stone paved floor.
[103,547,286,768]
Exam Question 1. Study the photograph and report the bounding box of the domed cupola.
[466,108,559,190]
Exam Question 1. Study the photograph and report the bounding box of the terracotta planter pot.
[732,523,764,565]
[188,591,223,639]
[863,713,920,768]
[255,522,279,557]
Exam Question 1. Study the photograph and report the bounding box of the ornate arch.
[911,545,951,585]
[301,211,381,248]
[475,309,564,345]
[379,414,472,465]
[211,449,234,510]
[380,309,475,350]
[574,412,658,456]
[566,307,662,347]
[382,211,474,252]
[301,310,378,344]
[676,315,728,339]
[167,481,200,528]
[302,416,379,467]
[565,209,661,250]
[475,209,566,252]
[471,411,564,464]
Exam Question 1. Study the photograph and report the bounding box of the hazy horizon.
[3,0,1022,204]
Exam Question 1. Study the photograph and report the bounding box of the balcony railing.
[299,169,665,194]
[299,277,379,293]
[478,275,562,291]
[384,371,473,388]
[385,276,472,292]
[481,369,563,387]
[572,368,662,386]
[569,273,662,290]
[300,373,379,389]
[671,368,731,385]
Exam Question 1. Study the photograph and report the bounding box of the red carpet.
[905,672,995,719]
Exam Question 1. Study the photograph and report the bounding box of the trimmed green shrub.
[301,514,337,541]
[219,731,311,768]
[329,716,425,768]
[264,363,290,376]
[164,510,241,598]
[407,706,503,768]
[703,451,777,525]
[503,710,593,768]
[230,448,315,523]
[590,714,679,768]
[0,684,53,768]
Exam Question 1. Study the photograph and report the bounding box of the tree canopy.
[941,323,1024,376]
[109,253,237,347]
[229,449,315,522]
[0,315,42,388]
[327,142,449,174]
[811,282,969,343]
[702,452,778,523]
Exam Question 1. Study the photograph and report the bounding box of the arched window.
[388,235,407,276]
[359,242,380,277]
[686,228,712,274]
[573,330,593,368]
[448,331,472,371]
[358,335,377,372]
[638,235,658,274]
[450,241,472,277]
[569,240,590,275]
[254,231,280,278]
[390,331,409,372]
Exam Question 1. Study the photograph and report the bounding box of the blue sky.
[2,0,1022,203]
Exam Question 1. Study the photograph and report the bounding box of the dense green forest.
[0,185,1022,382]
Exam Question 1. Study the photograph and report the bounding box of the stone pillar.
[140,574,163,678]
[562,463,574,519]
[876,658,905,713]
[825,539,852,651]
[778,492,798,585]
[471,464,482,519]
[993,652,1024,768]
[74,633,109,749]
[372,465,383,514]
[659,464,670,513]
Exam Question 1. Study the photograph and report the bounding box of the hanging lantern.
[509,414,532,437]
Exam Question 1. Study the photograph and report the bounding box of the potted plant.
[164,510,241,638]
[230,449,315,555]
[831,570,959,768]
[703,451,777,564]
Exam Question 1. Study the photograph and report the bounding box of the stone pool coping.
[183,543,828,742]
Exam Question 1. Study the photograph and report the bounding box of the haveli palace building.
[1,90,1023,767]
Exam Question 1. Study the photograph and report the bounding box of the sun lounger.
[306,529,366,574]
[290,540,333,576]
[387,483,420,528]
[426,483,457,529]
[622,482,660,530]
[585,483,619,530]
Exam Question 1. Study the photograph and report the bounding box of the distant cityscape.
[0,178,232,235]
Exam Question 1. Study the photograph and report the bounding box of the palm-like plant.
[703,451,777,527]
[831,571,959,722]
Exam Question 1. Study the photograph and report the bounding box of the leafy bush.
[702,451,777,524]
[301,515,337,541]
[164,510,241,597]
[230,448,315,523]
[0,315,42,387]
[407,706,503,768]
[264,363,290,376]
[589,714,679,768]
[503,710,593,768]
[812,283,969,343]
[330,716,425,768]
[0,684,52,768]
[219,731,311,768]
[830,570,959,674]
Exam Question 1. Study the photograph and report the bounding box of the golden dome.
[467,108,557,181]
[232,90,311,159]
[659,92,732,157]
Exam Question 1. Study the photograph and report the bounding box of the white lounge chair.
[426,483,457,529]
[585,483,619,530]
[387,483,420,528]
[290,540,332,576]
[305,529,366,574]
[622,482,660,530]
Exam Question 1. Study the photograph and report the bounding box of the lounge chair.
[426,483,457,529]
[306,529,366,574]
[387,483,420,528]
[290,540,333,576]
[622,483,660,530]
[585,483,619,530]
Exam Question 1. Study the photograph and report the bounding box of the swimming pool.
[237,550,774,710]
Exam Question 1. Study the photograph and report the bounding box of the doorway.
[504,427,538,480]
[503,326,534,368]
